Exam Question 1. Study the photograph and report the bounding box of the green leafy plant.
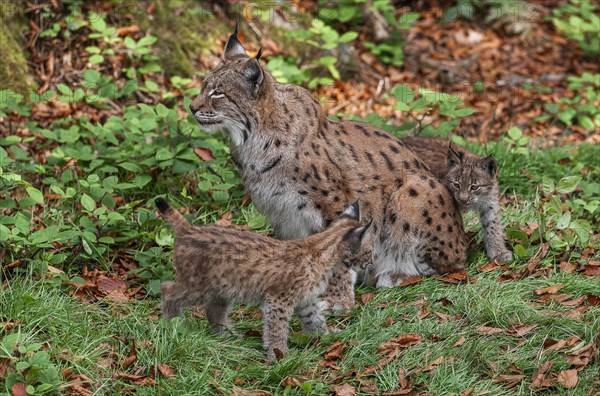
[388,84,478,136]
[538,73,600,131]
[552,0,600,57]
[1,335,63,395]
[285,19,358,86]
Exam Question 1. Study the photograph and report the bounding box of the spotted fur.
[403,137,513,261]
[189,28,468,300]
[156,198,370,360]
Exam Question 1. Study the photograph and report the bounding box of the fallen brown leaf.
[399,276,422,287]
[531,360,554,389]
[324,342,347,360]
[360,293,375,305]
[508,324,538,337]
[543,338,567,352]
[417,305,429,319]
[534,284,565,295]
[478,261,502,272]
[494,374,525,388]
[559,261,576,272]
[410,356,444,374]
[330,383,356,396]
[435,311,461,323]
[157,363,176,379]
[435,271,469,284]
[280,376,303,388]
[113,372,158,386]
[497,272,518,282]
[121,339,136,370]
[194,147,215,161]
[556,369,578,389]
[561,296,586,306]
[11,383,28,396]
[381,390,413,395]
[273,348,285,361]
[476,325,504,335]
[231,387,271,396]
[583,264,600,276]
[397,367,408,389]
[454,336,466,346]
[378,334,423,355]
[384,317,394,327]
[97,276,126,292]
[68,384,93,396]
[587,294,600,306]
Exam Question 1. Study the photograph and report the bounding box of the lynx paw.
[492,250,513,262]
[318,299,354,315]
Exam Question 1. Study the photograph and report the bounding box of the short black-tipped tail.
[155,197,170,214]
[155,198,192,235]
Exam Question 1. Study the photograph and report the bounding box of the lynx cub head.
[189,24,272,146]
[446,145,498,207]
[333,201,372,271]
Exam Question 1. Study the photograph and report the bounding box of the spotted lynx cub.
[156,198,370,360]
[403,137,513,261]
[188,26,468,297]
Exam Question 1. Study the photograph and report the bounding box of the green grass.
[2,260,599,395]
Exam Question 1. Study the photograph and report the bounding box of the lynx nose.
[189,104,198,113]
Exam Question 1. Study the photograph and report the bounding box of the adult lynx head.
[189,24,273,146]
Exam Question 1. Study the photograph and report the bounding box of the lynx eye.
[209,89,225,99]
[471,184,480,191]
[451,181,461,189]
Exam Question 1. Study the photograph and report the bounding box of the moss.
[136,0,227,77]
[0,5,34,91]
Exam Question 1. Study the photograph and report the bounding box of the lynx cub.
[403,137,513,261]
[156,198,370,360]
[188,27,469,297]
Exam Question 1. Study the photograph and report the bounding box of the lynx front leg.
[295,298,327,334]
[160,281,187,320]
[262,299,293,361]
[320,266,356,314]
[479,203,513,261]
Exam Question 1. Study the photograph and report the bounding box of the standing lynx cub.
[403,137,513,261]
[156,198,370,360]
[188,26,468,296]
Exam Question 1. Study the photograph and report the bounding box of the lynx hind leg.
[205,295,235,335]
[295,297,327,334]
[319,267,356,314]
[368,175,468,288]
[478,202,513,261]
[262,298,294,361]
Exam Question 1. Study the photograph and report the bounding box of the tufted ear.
[340,200,360,220]
[224,21,249,60]
[343,220,372,248]
[479,156,497,176]
[242,58,264,96]
[447,144,463,169]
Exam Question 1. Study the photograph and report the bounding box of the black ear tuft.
[155,198,170,214]
[341,200,360,220]
[447,144,463,168]
[480,156,497,176]
[224,21,249,60]
[256,47,262,61]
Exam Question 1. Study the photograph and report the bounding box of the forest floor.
[0,1,598,395]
